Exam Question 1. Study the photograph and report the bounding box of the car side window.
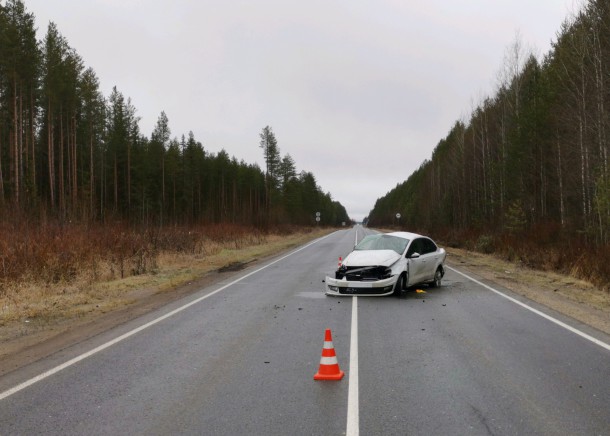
[406,238,422,257]
[422,238,437,254]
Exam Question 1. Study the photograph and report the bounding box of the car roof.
[385,231,424,240]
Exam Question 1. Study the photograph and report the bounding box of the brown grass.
[435,224,610,293]
[0,221,331,329]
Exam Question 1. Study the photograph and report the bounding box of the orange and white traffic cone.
[338,257,342,267]
[314,328,345,380]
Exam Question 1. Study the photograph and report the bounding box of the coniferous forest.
[0,0,350,228]
[4,0,610,290]
[367,0,610,288]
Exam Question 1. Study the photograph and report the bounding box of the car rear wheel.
[393,273,406,297]
[430,267,442,288]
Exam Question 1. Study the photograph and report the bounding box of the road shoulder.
[447,247,610,337]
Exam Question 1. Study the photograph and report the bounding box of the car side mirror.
[409,252,420,259]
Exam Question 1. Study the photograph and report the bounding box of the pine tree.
[259,125,280,217]
[149,111,170,220]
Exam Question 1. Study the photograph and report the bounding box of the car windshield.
[354,234,409,254]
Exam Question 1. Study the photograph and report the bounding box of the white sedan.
[325,232,446,297]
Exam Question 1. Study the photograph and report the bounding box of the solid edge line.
[0,231,338,401]
[447,265,610,352]
[346,296,359,436]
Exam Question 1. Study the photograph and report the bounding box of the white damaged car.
[325,232,446,297]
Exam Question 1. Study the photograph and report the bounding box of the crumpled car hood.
[343,250,401,267]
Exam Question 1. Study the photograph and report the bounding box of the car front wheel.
[430,267,442,288]
[393,273,406,297]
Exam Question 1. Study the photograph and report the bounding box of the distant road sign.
[316,212,321,217]
[316,217,321,222]
[396,213,401,219]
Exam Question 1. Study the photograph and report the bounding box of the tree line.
[368,0,610,247]
[0,0,349,227]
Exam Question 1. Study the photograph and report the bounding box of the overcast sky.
[23,0,579,221]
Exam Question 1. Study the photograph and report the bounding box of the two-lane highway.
[1,226,609,435]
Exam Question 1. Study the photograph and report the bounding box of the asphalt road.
[1,226,609,435]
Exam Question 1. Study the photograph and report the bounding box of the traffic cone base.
[313,329,345,381]
[314,368,344,380]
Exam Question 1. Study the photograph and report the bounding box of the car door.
[406,238,426,285]
[419,238,439,281]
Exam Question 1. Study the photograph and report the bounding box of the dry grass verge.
[0,226,334,364]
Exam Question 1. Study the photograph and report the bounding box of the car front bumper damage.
[324,275,397,297]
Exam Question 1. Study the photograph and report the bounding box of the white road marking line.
[346,296,359,436]
[447,265,610,352]
[0,232,338,402]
